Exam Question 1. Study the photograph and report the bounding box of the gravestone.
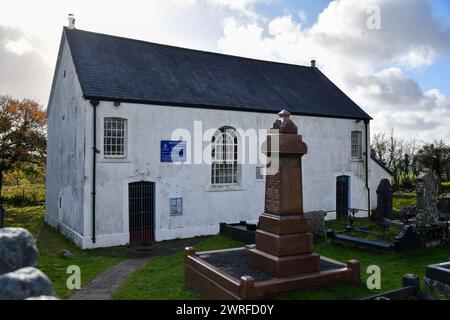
[373,179,393,222]
[304,211,327,237]
[415,169,440,227]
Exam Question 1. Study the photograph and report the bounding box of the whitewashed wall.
[45,34,87,247]
[80,102,372,248]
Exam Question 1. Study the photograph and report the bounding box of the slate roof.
[63,27,372,120]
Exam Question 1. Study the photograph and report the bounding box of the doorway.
[336,176,350,219]
[128,181,155,242]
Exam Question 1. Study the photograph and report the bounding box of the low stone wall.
[0,227,58,300]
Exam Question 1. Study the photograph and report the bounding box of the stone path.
[67,236,209,300]
[68,258,148,300]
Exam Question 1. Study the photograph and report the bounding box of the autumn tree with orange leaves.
[0,96,47,197]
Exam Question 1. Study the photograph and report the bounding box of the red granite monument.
[185,111,360,300]
[246,110,320,277]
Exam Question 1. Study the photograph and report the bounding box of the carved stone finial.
[271,110,298,134]
[278,110,291,117]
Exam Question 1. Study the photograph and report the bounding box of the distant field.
[1,184,45,206]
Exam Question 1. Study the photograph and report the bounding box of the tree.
[0,96,47,197]
[371,130,404,185]
[415,140,450,179]
[371,130,419,187]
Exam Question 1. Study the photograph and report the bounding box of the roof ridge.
[60,27,372,120]
[63,27,315,70]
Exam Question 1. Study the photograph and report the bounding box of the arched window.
[211,127,238,185]
[104,117,127,158]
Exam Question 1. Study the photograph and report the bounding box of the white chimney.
[311,60,316,68]
[68,14,76,29]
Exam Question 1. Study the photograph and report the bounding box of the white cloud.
[207,0,271,18]
[172,0,198,7]
[0,0,449,142]
[0,26,53,103]
[0,0,227,103]
[217,0,450,142]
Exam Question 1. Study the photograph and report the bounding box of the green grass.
[4,206,123,299]
[393,195,416,213]
[113,193,450,300]
[113,235,243,300]
[113,232,450,300]
[5,193,449,300]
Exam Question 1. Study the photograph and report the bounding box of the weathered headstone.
[373,179,393,222]
[0,228,39,275]
[415,169,440,227]
[304,211,327,237]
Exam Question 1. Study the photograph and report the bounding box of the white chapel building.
[45,25,391,249]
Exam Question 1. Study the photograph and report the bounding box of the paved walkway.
[68,258,148,300]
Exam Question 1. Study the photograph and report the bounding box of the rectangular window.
[351,131,362,159]
[104,118,127,158]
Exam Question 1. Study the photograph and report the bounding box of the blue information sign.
[161,141,186,163]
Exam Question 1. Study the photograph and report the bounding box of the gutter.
[90,99,100,243]
[364,120,371,216]
[82,95,373,122]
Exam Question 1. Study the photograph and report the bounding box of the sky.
[1,0,449,143]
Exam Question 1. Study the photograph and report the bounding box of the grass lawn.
[113,232,450,300]
[114,233,450,300]
[113,192,450,300]
[3,206,123,299]
[113,235,243,300]
[393,194,416,213]
[4,191,450,300]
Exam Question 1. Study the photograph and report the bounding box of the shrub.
[0,185,45,206]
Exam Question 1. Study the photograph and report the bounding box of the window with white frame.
[211,127,239,185]
[351,131,362,159]
[104,117,127,158]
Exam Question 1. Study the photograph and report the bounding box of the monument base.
[246,245,320,277]
[185,247,360,300]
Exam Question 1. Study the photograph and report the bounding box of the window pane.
[211,128,238,185]
[104,118,126,157]
[351,131,362,159]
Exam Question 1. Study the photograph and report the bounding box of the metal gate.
[336,176,350,219]
[129,182,155,242]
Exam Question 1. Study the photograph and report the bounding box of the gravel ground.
[200,249,342,282]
